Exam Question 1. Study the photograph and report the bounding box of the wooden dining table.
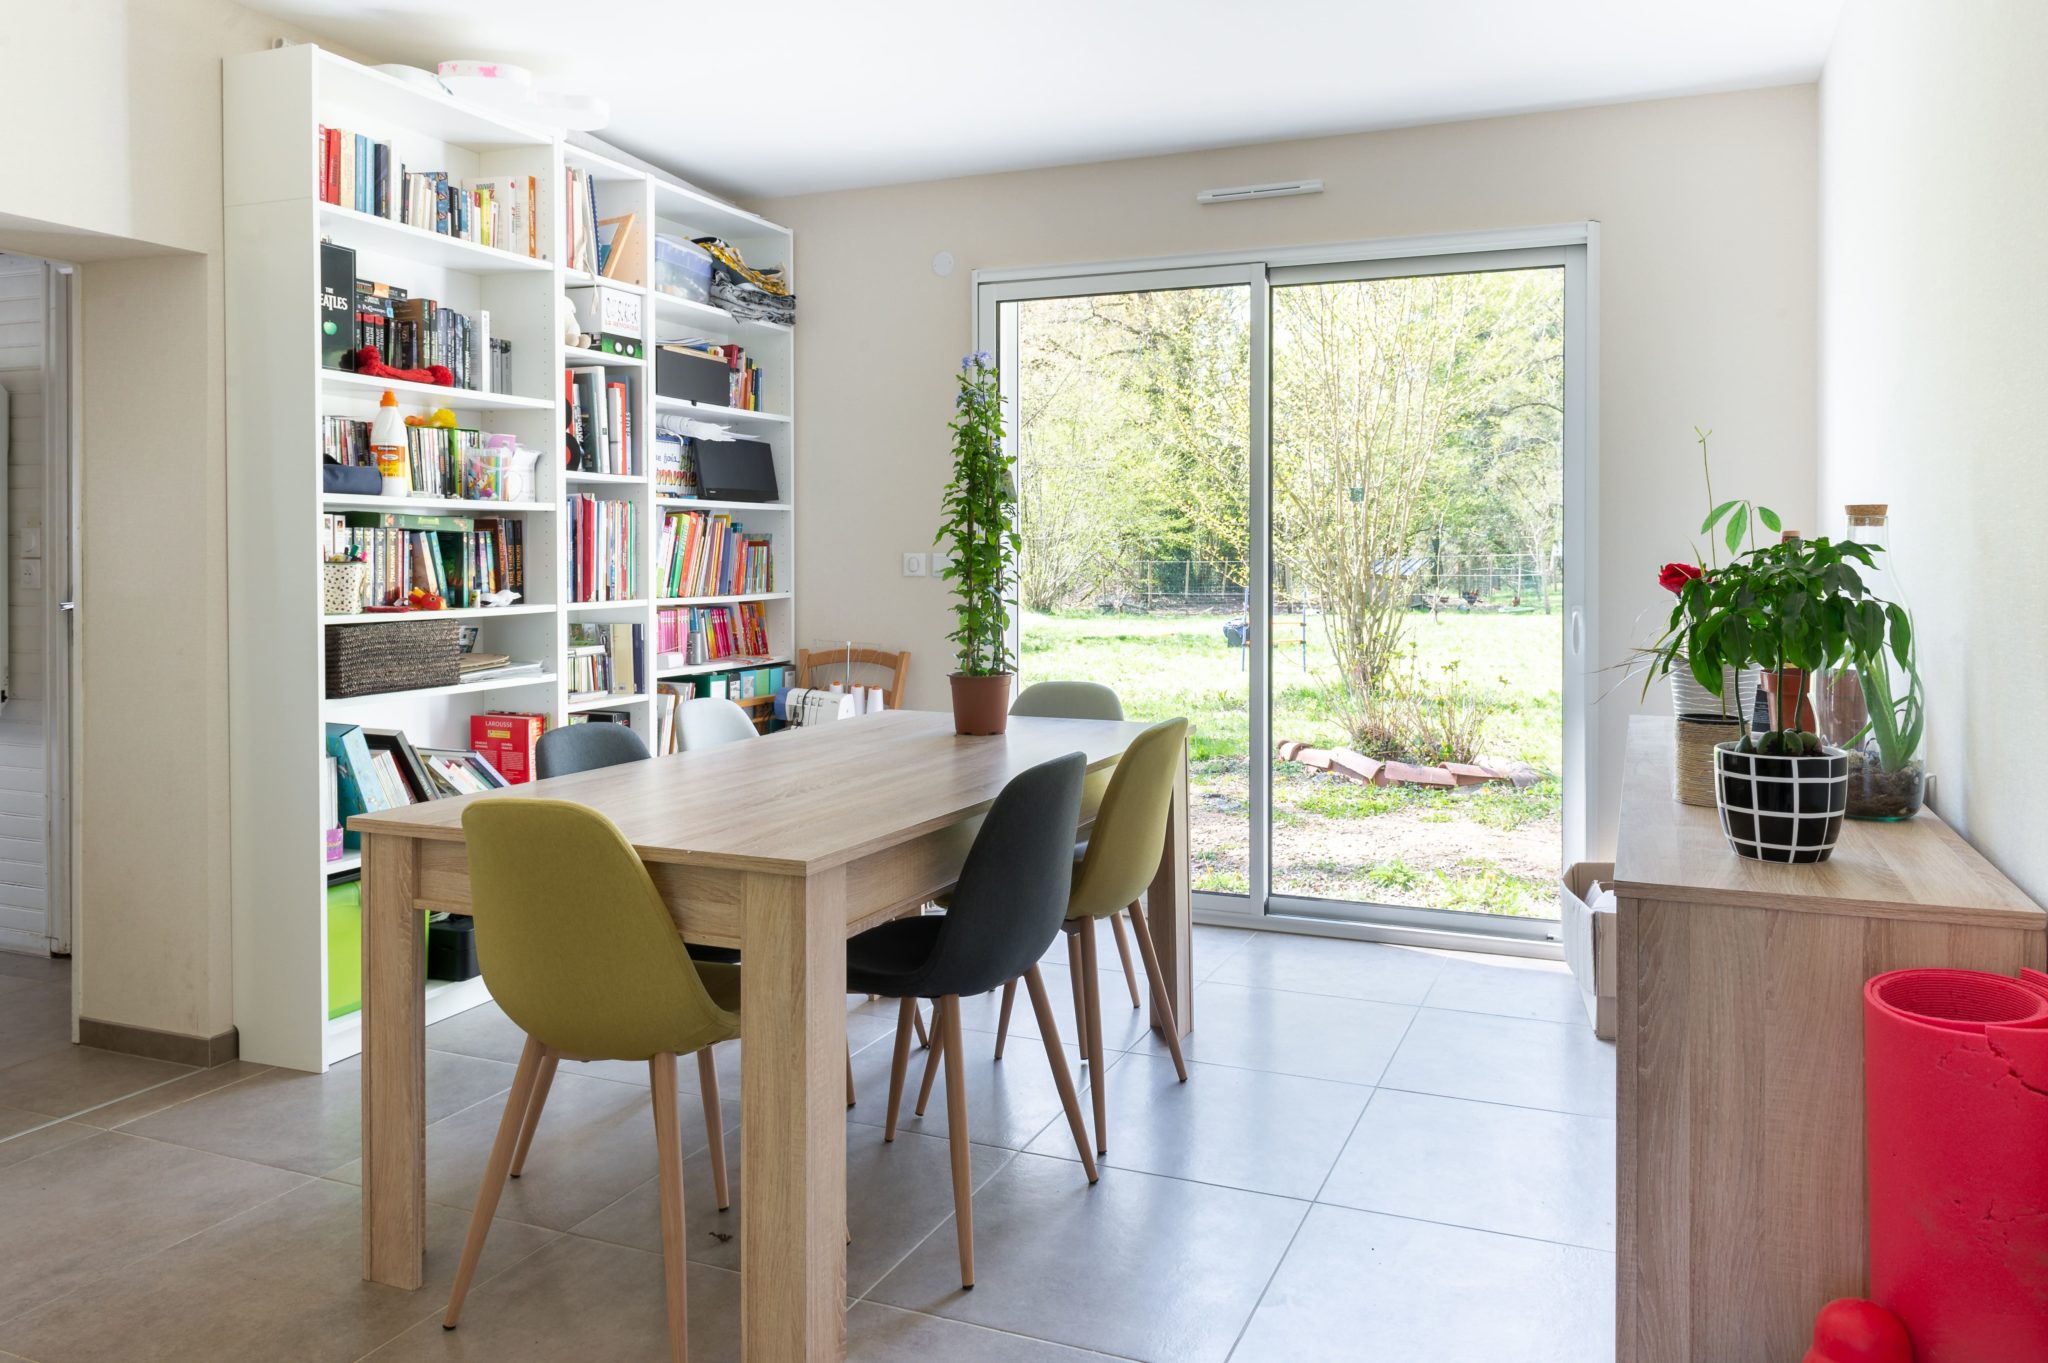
[349,709,1192,1361]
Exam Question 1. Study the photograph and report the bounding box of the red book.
[471,712,545,785]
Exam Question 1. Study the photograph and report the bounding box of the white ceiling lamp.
[1196,179,1324,205]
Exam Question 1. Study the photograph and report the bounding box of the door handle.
[1569,609,1583,657]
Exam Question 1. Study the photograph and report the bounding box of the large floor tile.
[1025,1052,1369,1198]
[848,1301,1125,1361]
[0,1130,306,1321]
[363,1234,742,1362]
[0,980,74,1069]
[0,1118,96,1172]
[0,1045,193,1119]
[1379,1007,1615,1117]
[0,1178,554,1363]
[573,1125,1015,1298]
[869,1152,1307,1363]
[1230,1204,1614,1363]
[849,1025,1116,1152]
[329,1068,722,1231]
[1421,955,1587,1024]
[951,963,1157,1053]
[1142,980,1416,1087]
[74,1060,272,1130]
[120,1048,515,1175]
[1207,933,1448,1006]
[1318,1088,1615,1249]
[0,952,67,985]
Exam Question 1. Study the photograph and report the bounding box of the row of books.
[655,602,770,668]
[319,246,512,391]
[320,511,527,608]
[563,167,605,276]
[657,511,773,599]
[325,721,511,854]
[566,368,635,475]
[568,495,639,602]
[661,340,762,411]
[318,124,540,258]
[568,621,644,701]
[323,418,521,501]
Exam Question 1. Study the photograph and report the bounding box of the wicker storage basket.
[1675,715,1746,806]
[324,619,460,698]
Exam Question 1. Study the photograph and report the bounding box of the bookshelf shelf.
[655,653,790,679]
[319,494,555,514]
[651,289,791,342]
[563,346,645,368]
[568,691,653,713]
[652,395,789,426]
[317,203,551,275]
[321,371,553,411]
[319,672,558,711]
[656,591,790,607]
[321,603,555,627]
[657,498,791,513]
[230,43,794,1072]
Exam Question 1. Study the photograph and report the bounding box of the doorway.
[978,231,1595,946]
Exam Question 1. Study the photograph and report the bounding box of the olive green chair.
[989,682,1148,1056]
[994,716,1190,1154]
[443,799,740,1363]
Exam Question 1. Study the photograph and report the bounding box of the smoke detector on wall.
[1196,180,1324,205]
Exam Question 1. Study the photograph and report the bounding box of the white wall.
[0,256,46,953]
[756,85,1820,855]
[1820,0,2048,901]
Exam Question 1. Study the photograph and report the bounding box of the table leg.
[360,832,426,1288]
[1143,744,1194,1040]
[739,868,848,1362]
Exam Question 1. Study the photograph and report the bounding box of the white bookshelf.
[225,45,796,1071]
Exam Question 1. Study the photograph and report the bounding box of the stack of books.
[657,510,772,598]
[568,496,638,602]
[656,602,769,667]
[319,511,525,609]
[318,124,539,257]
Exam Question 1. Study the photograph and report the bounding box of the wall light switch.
[930,548,951,574]
[902,552,927,578]
[19,527,40,559]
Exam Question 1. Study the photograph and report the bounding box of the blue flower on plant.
[960,350,993,372]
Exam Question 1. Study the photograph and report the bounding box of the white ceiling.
[247,0,1844,199]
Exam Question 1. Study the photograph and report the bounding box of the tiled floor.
[0,929,1616,1362]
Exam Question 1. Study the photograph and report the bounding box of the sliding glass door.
[980,236,1592,943]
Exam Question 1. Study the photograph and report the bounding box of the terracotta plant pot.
[1757,667,1817,732]
[949,673,1013,736]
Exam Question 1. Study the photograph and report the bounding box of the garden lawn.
[1023,607,1565,918]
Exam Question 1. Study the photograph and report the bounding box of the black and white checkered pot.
[1713,741,1849,863]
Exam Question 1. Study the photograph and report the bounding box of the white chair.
[677,697,759,751]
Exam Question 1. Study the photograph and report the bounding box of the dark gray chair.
[847,751,1098,1289]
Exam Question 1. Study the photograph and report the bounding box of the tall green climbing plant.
[936,351,1021,675]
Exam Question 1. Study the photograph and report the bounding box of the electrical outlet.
[901,552,927,578]
[930,548,951,574]
[16,559,42,592]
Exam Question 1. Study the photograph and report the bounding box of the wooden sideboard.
[1611,716,2045,1363]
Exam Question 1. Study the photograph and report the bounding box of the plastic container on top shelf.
[654,235,713,305]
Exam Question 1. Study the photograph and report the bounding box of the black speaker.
[692,438,779,503]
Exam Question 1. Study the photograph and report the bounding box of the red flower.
[1659,562,1704,594]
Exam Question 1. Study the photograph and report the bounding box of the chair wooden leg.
[508,1047,558,1179]
[884,996,917,1141]
[911,1000,930,1049]
[444,1034,545,1329]
[649,1052,690,1363]
[1110,910,1142,1010]
[914,1004,946,1117]
[938,996,975,1289]
[1127,900,1189,1083]
[1023,965,1098,1183]
[993,978,1017,1060]
[1078,918,1109,1155]
[1067,939,1090,1057]
[696,1047,729,1212]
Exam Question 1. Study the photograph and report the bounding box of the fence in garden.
[1097,553,1554,613]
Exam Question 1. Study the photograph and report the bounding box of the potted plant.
[936,350,1020,735]
[1647,500,1909,863]
[1820,629,1928,821]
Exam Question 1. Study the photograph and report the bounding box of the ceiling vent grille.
[1195,179,1324,206]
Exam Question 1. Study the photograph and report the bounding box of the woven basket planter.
[324,619,460,699]
[1673,715,1745,807]
[1713,741,1849,864]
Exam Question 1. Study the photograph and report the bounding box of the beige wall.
[757,85,1820,856]
[1820,2,2048,900]
[0,0,334,1039]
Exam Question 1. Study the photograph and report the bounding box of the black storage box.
[319,241,356,370]
[427,916,480,982]
[655,345,731,408]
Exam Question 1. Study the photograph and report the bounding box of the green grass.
[1023,607,1564,918]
